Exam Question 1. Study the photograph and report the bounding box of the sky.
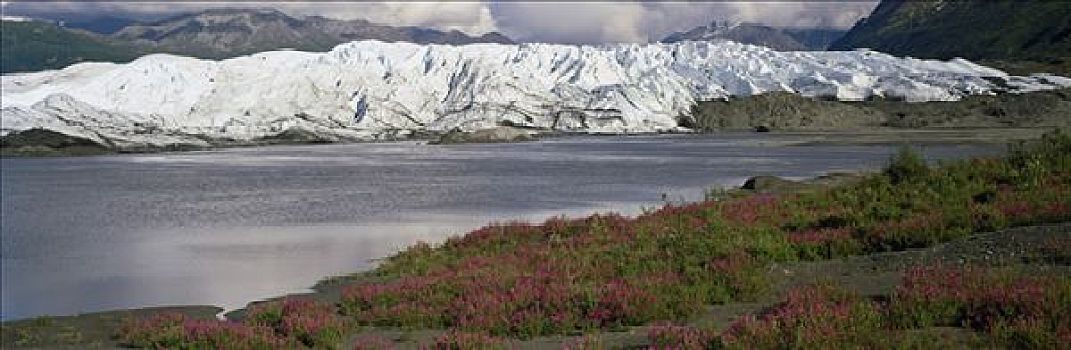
[0,1,880,44]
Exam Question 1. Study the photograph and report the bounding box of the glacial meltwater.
[0,134,1006,320]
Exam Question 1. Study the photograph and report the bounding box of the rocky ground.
[430,126,537,145]
[687,88,1071,131]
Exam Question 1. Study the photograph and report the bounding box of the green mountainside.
[1,21,145,73]
[1,8,513,73]
[831,0,1071,62]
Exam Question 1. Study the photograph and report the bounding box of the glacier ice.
[2,40,1069,147]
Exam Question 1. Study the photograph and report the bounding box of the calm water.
[0,134,1004,320]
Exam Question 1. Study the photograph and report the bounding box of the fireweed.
[424,331,509,349]
[342,131,1069,337]
[889,266,1071,348]
[719,283,883,349]
[117,312,290,349]
[118,297,344,349]
[650,267,1070,349]
[560,333,604,350]
[121,131,1071,344]
[352,334,395,350]
[245,298,346,348]
[646,322,715,350]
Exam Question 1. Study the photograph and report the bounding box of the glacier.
[2,40,1069,148]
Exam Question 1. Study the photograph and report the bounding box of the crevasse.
[2,40,1068,147]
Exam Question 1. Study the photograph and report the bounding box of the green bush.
[885,146,929,184]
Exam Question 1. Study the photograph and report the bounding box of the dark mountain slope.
[111,8,513,59]
[830,0,1071,61]
[781,28,848,51]
[2,8,514,73]
[1,20,145,73]
[662,21,846,51]
[662,22,806,51]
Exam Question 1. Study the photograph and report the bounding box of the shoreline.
[0,168,869,325]
[4,221,1067,348]
[2,130,1068,349]
[0,129,1036,324]
[0,126,1054,159]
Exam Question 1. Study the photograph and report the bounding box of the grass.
[115,130,1071,348]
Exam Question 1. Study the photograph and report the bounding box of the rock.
[691,88,1071,131]
[741,176,809,194]
[689,92,886,131]
[0,128,110,156]
[741,172,865,194]
[257,127,337,144]
[432,126,535,145]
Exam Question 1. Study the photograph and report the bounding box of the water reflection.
[1,134,1004,320]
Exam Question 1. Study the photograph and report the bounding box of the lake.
[0,133,1005,320]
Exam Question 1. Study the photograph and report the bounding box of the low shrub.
[889,266,1071,347]
[425,331,509,349]
[117,313,289,349]
[646,322,714,350]
[118,298,343,349]
[352,334,395,349]
[720,283,883,348]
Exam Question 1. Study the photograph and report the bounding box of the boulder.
[741,176,809,194]
[432,126,535,145]
[257,127,337,144]
[0,128,110,156]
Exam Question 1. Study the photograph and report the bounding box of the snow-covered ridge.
[2,40,1068,147]
[1,15,36,22]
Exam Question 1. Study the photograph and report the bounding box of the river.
[0,133,1005,320]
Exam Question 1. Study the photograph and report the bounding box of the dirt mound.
[688,88,1071,131]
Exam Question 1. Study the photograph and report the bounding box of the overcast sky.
[1,1,880,44]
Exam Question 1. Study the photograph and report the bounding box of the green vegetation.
[657,267,1070,349]
[2,9,514,74]
[831,0,1071,64]
[105,130,1071,348]
[0,306,222,349]
[1,21,145,73]
[118,299,345,349]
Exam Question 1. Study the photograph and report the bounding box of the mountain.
[781,28,849,51]
[830,0,1071,61]
[111,8,513,59]
[60,15,138,34]
[1,19,146,73]
[661,21,846,51]
[3,41,1067,150]
[2,8,513,73]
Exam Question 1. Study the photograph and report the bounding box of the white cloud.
[2,1,499,35]
[490,2,649,43]
[489,2,878,44]
[272,2,499,35]
[2,1,879,43]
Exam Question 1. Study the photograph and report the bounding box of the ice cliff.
[2,40,1069,147]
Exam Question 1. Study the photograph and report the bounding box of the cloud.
[489,2,649,43]
[271,2,499,35]
[490,1,879,44]
[3,1,499,34]
[1,1,879,43]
